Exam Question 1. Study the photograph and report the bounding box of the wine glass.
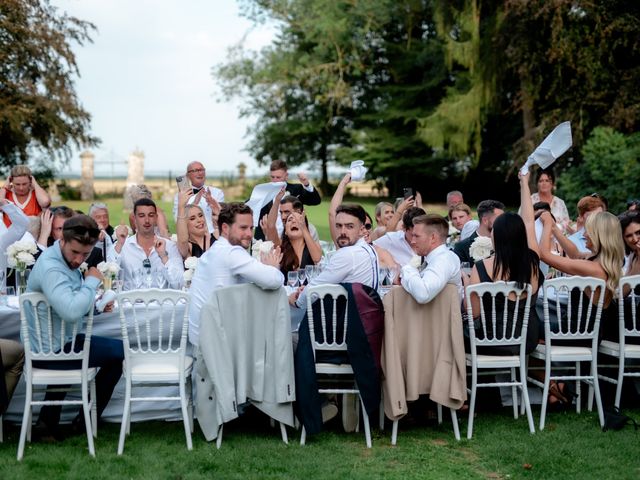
[305,265,314,283]
[379,267,390,286]
[155,268,168,289]
[133,269,144,289]
[387,266,399,285]
[287,271,299,288]
[298,268,307,286]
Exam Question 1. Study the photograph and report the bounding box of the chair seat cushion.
[531,344,593,360]
[599,340,640,358]
[32,367,98,385]
[466,353,520,368]
[125,355,193,381]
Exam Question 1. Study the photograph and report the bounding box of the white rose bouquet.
[469,236,493,262]
[183,256,198,289]
[97,261,120,290]
[251,240,274,261]
[6,240,38,271]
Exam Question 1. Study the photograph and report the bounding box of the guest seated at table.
[188,202,283,347]
[463,172,542,356]
[401,214,462,304]
[89,202,116,263]
[449,203,479,241]
[454,199,505,264]
[26,215,124,441]
[114,198,184,290]
[126,184,170,239]
[175,189,218,259]
[373,206,425,267]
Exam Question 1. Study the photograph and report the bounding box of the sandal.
[548,381,569,405]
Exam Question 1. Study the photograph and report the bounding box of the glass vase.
[15,269,28,295]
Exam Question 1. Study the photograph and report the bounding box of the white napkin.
[349,160,367,182]
[246,182,287,227]
[520,121,572,175]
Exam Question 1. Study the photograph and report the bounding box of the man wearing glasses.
[26,215,124,440]
[172,161,225,234]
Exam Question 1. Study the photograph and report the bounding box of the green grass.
[1,406,639,479]
[56,197,449,242]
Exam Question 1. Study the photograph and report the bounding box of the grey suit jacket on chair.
[195,284,295,441]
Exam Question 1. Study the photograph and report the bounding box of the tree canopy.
[0,0,98,171]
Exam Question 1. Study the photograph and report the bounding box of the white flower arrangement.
[183,256,198,286]
[6,239,38,271]
[251,240,274,260]
[183,268,194,282]
[469,236,493,262]
[97,261,120,290]
[409,255,422,269]
[79,262,89,273]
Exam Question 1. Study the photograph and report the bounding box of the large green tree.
[0,0,98,171]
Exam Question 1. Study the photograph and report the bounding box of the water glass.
[287,271,299,288]
[112,280,124,293]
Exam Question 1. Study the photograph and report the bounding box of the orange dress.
[3,190,42,227]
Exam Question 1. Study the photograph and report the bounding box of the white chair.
[465,282,535,439]
[116,289,193,454]
[17,292,98,460]
[300,284,373,448]
[598,275,640,408]
[528,276,606,430]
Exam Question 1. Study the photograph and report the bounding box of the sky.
[53,0,275,178]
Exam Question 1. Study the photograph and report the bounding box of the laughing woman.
[176,190,218,259]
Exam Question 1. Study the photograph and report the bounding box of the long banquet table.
[1,300,189,424]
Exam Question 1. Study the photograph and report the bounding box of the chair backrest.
[618,275,640,343]
[465,281,533,350]
[117,289,190,361]
[542,276,605,342]
[19,291,93,369]
[305,284,349,359]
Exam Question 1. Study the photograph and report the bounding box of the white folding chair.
[116,289,193,454]
[300,284,373,448]
[465,282,535,439]
[598,274,640,408]
[17,292,98,460]
[527,276,606,430]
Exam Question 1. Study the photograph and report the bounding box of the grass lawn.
[55,198,450,242]
[1,405,639,479]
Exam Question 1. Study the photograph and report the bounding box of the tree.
[0,0,98,171]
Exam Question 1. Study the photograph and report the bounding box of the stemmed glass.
[379,267,390,286]
[156,269,167,289]
[298,268,307,286]
[305,265,314,283]
[287,271,299,289]
[386,266,399,285]
[133,269,144,289]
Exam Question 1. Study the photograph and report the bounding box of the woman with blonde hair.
[175,189,218,259]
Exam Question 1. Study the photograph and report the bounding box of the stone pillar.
[237,162,247,185]
[80,150,95,200]
[126,148,145,186]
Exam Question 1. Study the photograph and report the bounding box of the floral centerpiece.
[97,261,120,290]
[251,240,274,262]
[469,236,494,262]
[6,239,38,294]
[183,256,198,289]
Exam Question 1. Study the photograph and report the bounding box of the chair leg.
[82,383,95,457]
[591,361,605,428]
[437,403,443,425]
[279,422,288,444]
[216,424,224,449]
[467,366,478,439]
[576,362,582,414]
[17,382,32,461]
[520,364,535,434]
[359,395,372,448]
[379,395,385,431]
[300,425,306,446]
[117,378,132,455]
[90,380,98,438]
[614,354,625,409]
[450,409,460,441]
[511,367,518,419]
[179,379,193,451]
[539,372,550,431]
[391,420,398,446]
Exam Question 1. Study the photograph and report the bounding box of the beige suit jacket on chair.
[381,284,467,420]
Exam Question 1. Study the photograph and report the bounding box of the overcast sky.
[53,0,275,177]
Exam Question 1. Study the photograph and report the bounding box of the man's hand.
[155,237,168,259]
[261,246,283,268]
[115,224,129,243]
[85,266,103,281]
[297,172,310,187]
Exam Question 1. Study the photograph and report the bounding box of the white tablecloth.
[0,301,190,424]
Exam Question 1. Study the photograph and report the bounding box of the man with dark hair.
[26,215,124,440]
[188,202,284,346]
[453,199,505,264]
[253,159,322,240]
[114,198,183,290]
[292,203,379,309]
[373,206,425,266]
[401,214,462,303]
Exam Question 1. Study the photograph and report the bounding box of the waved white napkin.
[349,160,367,182]
[246,182,287,227]
[520,121,572,175]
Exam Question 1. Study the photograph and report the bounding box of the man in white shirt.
[172,161,225,234]
[373,206,424,266]
[401,214,462,303]
[114,198,184,290]
[292,204,379,309]
[189,202,284,346]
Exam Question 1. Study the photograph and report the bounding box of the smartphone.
[175,175,190,192]
[403,187,413,199]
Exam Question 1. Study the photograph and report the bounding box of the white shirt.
[373,230,415,266]
[295,238,378,308]
[115,234,184,290]
[172,185,225,234]
[188,236,284,346]
[460,220,479,240]
[401,244,462,304]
